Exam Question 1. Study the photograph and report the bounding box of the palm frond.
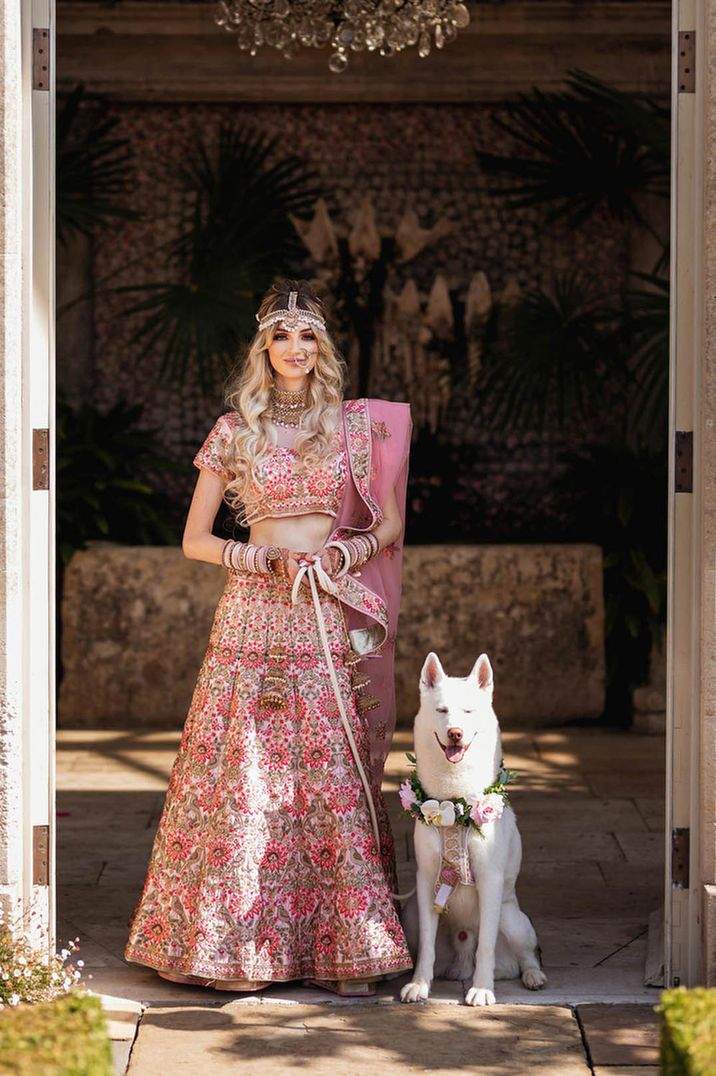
[623,272,669,448]
[57,84,140,245]
[117,123,321,389]
[478,273,621,434]
[475,72,669,228]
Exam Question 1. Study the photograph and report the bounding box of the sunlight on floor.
[56,724,664,1007]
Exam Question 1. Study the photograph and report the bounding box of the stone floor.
[55,725,666,1074]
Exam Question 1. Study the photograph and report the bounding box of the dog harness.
[433,826,476,914]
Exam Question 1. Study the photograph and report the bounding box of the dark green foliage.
[57,393,182,566]
[624,272,670,449]
[56,84,140,246]
[114,123,321,389]
[475,69,669,228]
[561,444,667,722]
[0,992,113,1076]
[478,273,621,433]
[659,988,716,1075]
[473,70,671,720]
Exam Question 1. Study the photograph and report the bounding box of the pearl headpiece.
[256,290,326,333]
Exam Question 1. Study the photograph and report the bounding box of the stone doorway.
[52,0,672,1044]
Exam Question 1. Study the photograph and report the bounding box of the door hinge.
[32,428,49,490]
[675,430,693,492]
[32,28,50,91]
[678,31,695,93]
[672,827,690,888]
[32,825,49,886]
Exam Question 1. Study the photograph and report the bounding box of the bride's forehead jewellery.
[257,290,326,333]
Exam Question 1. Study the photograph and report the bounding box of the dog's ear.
[470,653,494,692]
[420,652,445,690]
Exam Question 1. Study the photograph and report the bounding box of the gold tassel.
[260,645,289,711]
[356,692,381,715]
[351,670,371,692]
[344,648,362,668]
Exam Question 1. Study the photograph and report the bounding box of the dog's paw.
[522,968,547,991]
[465,986,496,1007]
[400,980,430,1004]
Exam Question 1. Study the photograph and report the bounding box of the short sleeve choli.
[193,413,236,481]
[193,411,349,525]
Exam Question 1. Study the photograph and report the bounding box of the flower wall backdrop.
[68,99,635,542]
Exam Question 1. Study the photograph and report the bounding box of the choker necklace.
[269,386,308,429]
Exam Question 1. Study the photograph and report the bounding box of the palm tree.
[113,123,321,390]
[57,84,140,245]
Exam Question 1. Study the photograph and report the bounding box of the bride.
[124,278,413,996]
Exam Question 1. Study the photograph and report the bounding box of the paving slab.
[112,1040,134,1076]
[516,798,648,834]
[614,832,665,867]
[535,917,648,968]
[127,1002,590,1075]
[593,1069,659,1076]
[585,772,664,798]
[85,963,657,1010]
[577,1003,660,1066]
[519,831,626,863]
[487,968,658,1006]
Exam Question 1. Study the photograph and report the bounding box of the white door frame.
[21,0,56,947]
[665,0,703,987]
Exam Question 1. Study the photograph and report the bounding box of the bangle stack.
[221,540,283,575]
[327,531,380,575]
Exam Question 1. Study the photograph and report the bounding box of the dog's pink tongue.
[446,744,465,763]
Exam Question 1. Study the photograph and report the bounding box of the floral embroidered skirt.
[124,568,412,982]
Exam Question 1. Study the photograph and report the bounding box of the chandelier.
[215,1,471,73]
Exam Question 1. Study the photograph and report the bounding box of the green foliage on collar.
[402,752,517,832]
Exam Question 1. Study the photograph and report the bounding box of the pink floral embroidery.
[264,743,290,771]
[371,419,391,440]
[242,443,348,525]
[125,415,413,985]
[262,840,289,873]
[335,886,369,918]
[164,831,193,862]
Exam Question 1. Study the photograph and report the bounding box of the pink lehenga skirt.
[124,567,412,982]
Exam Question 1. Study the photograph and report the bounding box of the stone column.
[0,0,26,922]
[701,0,716,986]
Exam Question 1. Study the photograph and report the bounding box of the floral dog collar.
[399,753,517,838]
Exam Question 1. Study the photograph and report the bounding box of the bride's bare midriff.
[249,512,335,555]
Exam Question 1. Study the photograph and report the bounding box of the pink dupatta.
[328,398,412,786]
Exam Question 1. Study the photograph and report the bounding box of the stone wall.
[58,542,604,728]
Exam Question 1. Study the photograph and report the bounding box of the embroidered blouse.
[193,411,349,525]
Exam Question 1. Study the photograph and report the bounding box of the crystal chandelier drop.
[215,1,471,73]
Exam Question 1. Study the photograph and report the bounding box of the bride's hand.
[281,549,313,585]
[312,546,343,579]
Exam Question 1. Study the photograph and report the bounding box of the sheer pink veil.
[329,398,412,787]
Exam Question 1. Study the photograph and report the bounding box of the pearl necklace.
[269,386,308,429]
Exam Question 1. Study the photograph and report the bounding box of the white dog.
[400,651,546,1006]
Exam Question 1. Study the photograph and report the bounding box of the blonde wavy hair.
[222,279,346,522]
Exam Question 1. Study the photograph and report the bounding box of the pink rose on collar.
[399,779,418,810]
[469,792,505,827]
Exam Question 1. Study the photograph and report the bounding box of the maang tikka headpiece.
[256,290,326,333]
